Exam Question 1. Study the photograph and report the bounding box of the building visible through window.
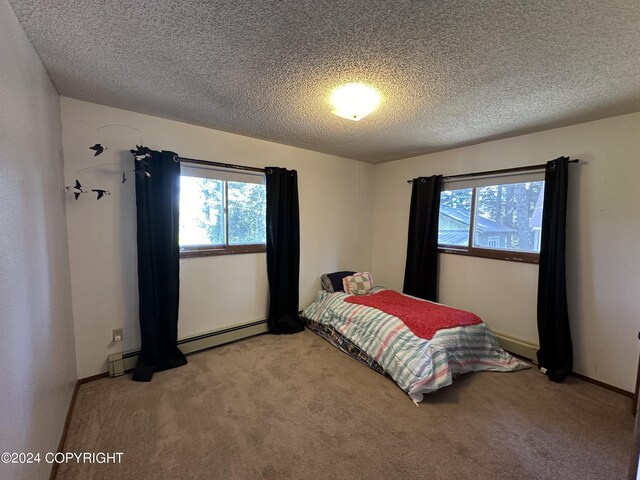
[438,173,544,263]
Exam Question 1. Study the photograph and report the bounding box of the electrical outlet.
[112,328,123,342]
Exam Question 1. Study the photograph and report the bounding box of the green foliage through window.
[439,180,544,255]
[228,181,266,245]
[179,173,266,248]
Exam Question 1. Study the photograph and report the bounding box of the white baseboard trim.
[109,319,269,376]
[494,331,539,363]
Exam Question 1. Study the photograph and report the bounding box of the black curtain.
[537,156,573,382]
[132,150,187,382]
[403,175,443,301]
[265,167,304,334]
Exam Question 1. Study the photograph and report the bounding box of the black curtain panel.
[265,167,304,334]
[537,156,573,382]
[403,175,443,302]
[133,149,187,382]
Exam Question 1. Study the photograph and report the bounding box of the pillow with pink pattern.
[342,272,374,296]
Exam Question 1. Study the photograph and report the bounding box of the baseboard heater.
[106,322,535,377]
[493,331,539,363]
[108,319,269,377]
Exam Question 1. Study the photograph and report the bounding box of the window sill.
[180,244,266,258]
[438,246,539,264]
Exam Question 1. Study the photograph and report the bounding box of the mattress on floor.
[302,288,530,403]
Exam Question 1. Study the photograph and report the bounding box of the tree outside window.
[179,166,266,257]
[438,178,544,262]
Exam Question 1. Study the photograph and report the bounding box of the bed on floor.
[301,272,529,403]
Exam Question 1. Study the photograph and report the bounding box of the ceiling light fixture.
[329,83,381,121]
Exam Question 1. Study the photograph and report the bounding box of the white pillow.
[343,272,374,296]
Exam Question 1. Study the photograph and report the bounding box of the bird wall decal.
[66,179,88,200]
[131,145,152,178]
[89,144,106,156]
[91,189,111,200]
[130,145,151,161]
[69,143,147,202]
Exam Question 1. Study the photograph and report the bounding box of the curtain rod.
[406,159,579,183]
[177,156,266,173]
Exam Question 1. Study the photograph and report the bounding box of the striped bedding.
[302,288,529,403]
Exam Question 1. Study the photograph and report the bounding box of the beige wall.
[61,96,640,391]
[60,97,374,378]
[371,111,640,392]
[0,2,77,479]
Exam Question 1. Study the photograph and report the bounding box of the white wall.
[0,2,77,479]
[371,112,640,392]
[61,97,374,378]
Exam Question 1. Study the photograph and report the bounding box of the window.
[438,173,545,263]
[487,236,500,248]
[179,164,266,257]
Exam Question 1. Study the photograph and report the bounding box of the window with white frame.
[438,171,545,263]
[179,164,266,257]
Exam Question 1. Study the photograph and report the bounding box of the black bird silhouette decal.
[131,146,152,178]
[92,189,111,200]
[89,144,106,156]
[122,172,127,183]
[130,145,151,161]
[66,179,88,200]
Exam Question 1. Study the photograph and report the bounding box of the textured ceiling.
[9,0,640,163]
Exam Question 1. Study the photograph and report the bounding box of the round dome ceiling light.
[329,83,381,121]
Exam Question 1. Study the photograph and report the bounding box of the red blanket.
[345,290,482,339]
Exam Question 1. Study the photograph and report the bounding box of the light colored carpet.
[57,330,633,479]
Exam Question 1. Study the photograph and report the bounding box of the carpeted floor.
[57,330,633,479]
